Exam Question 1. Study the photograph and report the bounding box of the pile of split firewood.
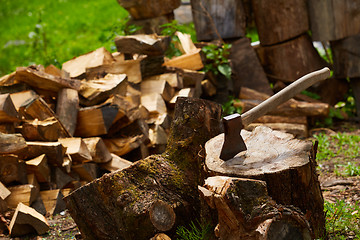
[0,33,210,237]
[0,32,330,237]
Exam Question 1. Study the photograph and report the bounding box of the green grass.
[324,200,360,239]
[0,0,129,76]
[313,132,360,162]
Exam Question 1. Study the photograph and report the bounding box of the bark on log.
[256,34,328,83]
[331,34,360,78]
[252,0,309,46]
[205,126,325,238]
[191,0,246,41]
[200,176,313,240]
[64,97,223,240]
[308,0,360,41]
[229,38,273,96]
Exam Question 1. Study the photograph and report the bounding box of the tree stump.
[64,97,223,240]
[205,126,325,238]
[252,0,309,46]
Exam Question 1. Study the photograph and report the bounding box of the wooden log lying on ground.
[200,176,313,239]
[64,97,223,240]
[205,126,325,238]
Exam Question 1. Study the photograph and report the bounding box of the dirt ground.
[1,120,359,240]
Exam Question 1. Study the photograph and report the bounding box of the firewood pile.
[0,33,331,238]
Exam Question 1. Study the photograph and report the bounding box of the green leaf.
[218,64,232,80]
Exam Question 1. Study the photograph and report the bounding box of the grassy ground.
[0,0,129,76]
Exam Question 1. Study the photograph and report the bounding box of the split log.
[141,78,175,102]
[145,73,183,90]
[52,168,74,190]
[175,32,197,55]
[74,104,120,137]
[201,79,216,97]
[15,66,81,92]
[6,184,38,208]
[0,155,27,185]
[117,0,181,20]
[141,93,167,117]
[0,93,19,123]
[64,97,223,240]
[169,88,199,107]
[9,203,49,237]
[252,0,309,46]
[44,64,69,78]
[56,88,79,136]
[10,90,38,110]
[79,73,127,106]
[229,37,273,96]
[21,142,66,167]
[83,137,112,163]
[180,69,204,89]
[62,47,114,79]
[20,117,66,141]
[200,176,313,240]
[19,96,71,137]
[205,126,325,238]
[25,154,50,183]
[141,55,166,79]
[86,59,142,84]
[308,0,360,41]
[256,34,327,83]
[103,135,148,157]
[0,181,10,201]
[331,34,360,78]
[0,133,27,154]
[163,49,204,71]
[115,34,171,56]
[71,163,98,182]
[40,189,66,215]
[100,154,132,173]
[190,0,246,41]
[58,138,92,163]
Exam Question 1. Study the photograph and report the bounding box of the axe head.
[220,113,247,160]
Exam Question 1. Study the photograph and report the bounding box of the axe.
[220,67,331,160]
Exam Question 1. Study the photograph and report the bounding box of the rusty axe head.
[219,113,247,160]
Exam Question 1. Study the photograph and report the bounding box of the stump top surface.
[205,126,313,177]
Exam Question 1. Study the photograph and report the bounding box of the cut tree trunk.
[229,37,273,96]
[331,34,360,78]
[190,0,246,41]
[64,97,223,240]
[256,34,328,83]
[205,126,325,238]
[252,0,309,46]
[308,0,360,41]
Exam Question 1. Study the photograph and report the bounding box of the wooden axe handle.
[242,67,331,127]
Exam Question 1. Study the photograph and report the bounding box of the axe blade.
[219,113,247,160]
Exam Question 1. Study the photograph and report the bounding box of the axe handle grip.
[242,67,331,127]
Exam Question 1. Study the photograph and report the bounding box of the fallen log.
[64,97,223,240]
